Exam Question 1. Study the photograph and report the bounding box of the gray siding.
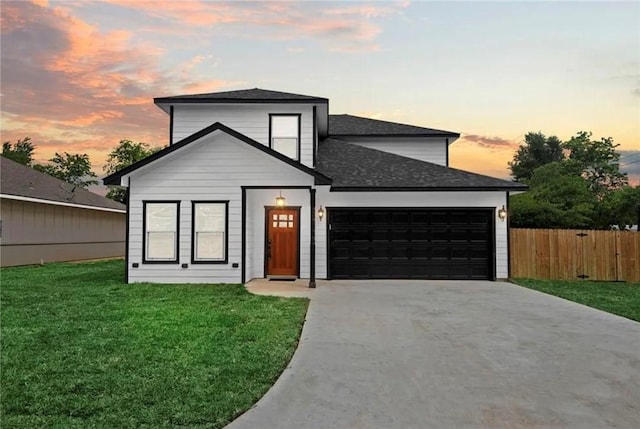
[0,198,125,267]
[172,104,315,168]
[126,131,315,284]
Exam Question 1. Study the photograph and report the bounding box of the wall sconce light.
[275,190,286,208]
[317,205,325,221]
[498,205,507,222]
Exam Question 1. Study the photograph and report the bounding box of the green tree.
[2,137,35,165]
[104,139,163,203]
[562,131,628,198]
[597,185,640,229]
[508,132,564,182]
[34,152,98,188]
[510,162,597,229]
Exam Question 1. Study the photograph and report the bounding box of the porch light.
[317,205,325,221]
[498,205,507,222]
[275,191,286,208]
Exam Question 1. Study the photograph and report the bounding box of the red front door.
[266,208,299,277]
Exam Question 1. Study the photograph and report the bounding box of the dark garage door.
[328,209,493,280]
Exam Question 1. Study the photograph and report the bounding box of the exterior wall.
[172,104,315,167]
[341,137,448,166]
[247,189,311,281]
[0,198,125,267]
[126,131,315,284]
[314,189,509,279]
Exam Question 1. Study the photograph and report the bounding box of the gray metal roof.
[316,138,527,191]
[1,157,126,211]
[155,88,328,104]
[329,114,459,137]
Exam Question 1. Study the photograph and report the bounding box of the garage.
[328,208,494,280]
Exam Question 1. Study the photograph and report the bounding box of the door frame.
[326,207,496,280]
[263,205,301,278]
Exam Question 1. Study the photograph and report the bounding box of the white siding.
[172,104,315,167]
[127,130,315,284]
[247,189,312,281]
[343,137,448,166]
[314,188,509,279]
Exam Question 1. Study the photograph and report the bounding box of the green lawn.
[0,260,309,428]
[512,278,640,322]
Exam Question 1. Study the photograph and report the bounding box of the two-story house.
[104,88,526,285]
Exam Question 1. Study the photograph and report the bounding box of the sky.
[1,0,639,192]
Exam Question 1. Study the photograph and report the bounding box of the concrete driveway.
[227,280,640,429]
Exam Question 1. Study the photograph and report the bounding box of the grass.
[511,278,640,322]
[0,260,309,428]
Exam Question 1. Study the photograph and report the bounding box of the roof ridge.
[154,88,328,103]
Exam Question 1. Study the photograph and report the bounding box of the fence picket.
[510,229,640,282]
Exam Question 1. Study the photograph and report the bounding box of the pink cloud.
[100,0,404,52]
[461,134,519,150]
[0,0,241,176]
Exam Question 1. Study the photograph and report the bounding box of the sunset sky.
[1,0,639,191]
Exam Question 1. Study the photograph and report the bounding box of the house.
[1,157,126,267]
[103,88,527,285]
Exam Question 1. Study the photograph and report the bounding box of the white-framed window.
[192,201,228,263]
[270,114,300,160]
[143,201,179,263]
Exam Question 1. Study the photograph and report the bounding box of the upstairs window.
[270,114,300,160]
[143,201,179,263]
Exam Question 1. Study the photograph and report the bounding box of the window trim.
[142,200,180,264]
[191,200,229,264]
[269,113,301,161]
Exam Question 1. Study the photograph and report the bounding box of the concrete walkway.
[228,280,640,429]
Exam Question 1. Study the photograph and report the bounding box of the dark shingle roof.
[329,114,459,137]
[316,138,527,191]
[1,157,126,211]
[155,88,328,104]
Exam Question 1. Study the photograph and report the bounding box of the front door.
[266,207,299,277]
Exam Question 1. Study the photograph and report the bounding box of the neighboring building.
[104,88,527,285]
[1,157,126,267]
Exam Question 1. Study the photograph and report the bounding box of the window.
[270,114,300,160]
[192,201,228,263]
[143,201,179,263]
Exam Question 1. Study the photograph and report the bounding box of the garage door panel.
[328,208,493,280]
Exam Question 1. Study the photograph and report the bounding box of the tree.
[2,137,35,165]
[510,162,597,229]
[34,152,98,188]
[104,139,163,203]
[562,131,627,198]
[597,185,640,229]
[508,132,564,182]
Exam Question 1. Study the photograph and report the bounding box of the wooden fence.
[510,229,640,282]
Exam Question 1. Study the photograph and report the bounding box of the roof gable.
[103,123,332,186]
[155,88,328,105]
[329,114,459,138]
[0,157,125,211]
[316,138,527,191]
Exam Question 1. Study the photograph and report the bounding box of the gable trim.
[103,122,333,186]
